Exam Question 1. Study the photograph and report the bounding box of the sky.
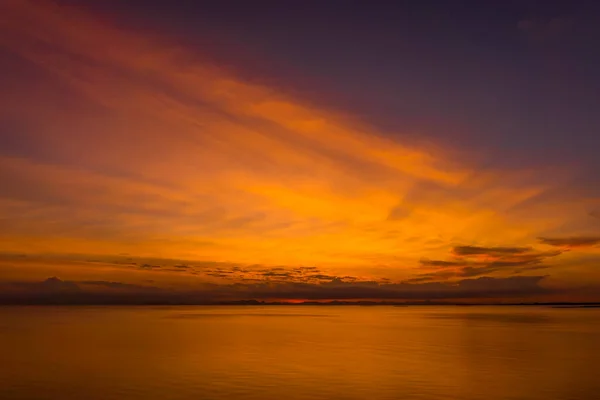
[0,0,599,303]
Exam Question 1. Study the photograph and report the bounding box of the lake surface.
[1,306,599,400]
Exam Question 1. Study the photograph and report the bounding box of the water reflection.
[167,313,335,319]
[0,306,599,400]
[427,311,551,324]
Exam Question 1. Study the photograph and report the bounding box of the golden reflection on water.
[1,306,599,400]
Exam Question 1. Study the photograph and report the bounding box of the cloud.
[0,1,598,297]
[38,277,81,293]
[206,272,233,278]
[0,1,556,264]
[260,271,293,278]
[452,246,532,257]
[225,275,552,301]
[140,264,161,270]
[0,0,480,270]
[420,259,466,268]
[189,264,376,285]
[512,265,550,274]
[539,236,600,248]
[0,275,553,304]
[78,280,159,291]
[412,244,562,281]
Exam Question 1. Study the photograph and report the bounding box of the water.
[1,306,599,400]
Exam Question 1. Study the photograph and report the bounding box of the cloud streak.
[0,1,599,299]
[452,246,532,257]
[539,236,600,249]
[414,245,561,282]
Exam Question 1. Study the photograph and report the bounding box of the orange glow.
[0,0,599,301]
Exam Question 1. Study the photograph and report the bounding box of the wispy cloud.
[539,236,600,249]
[0,1,599,298]
[414,244,561,282]
[452,246,532,257]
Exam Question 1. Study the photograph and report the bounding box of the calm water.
[1,306,599,400]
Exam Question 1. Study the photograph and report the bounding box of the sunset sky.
[1,0,599,303]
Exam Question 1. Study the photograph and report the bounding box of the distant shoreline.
[1,301,599,307]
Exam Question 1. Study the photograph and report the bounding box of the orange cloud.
[1,0,599,297]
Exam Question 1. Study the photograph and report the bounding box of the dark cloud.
[456,263,551,278]
[488,260,537,267]
[412,246,562,281]
[39,277,81,293]
[137,263,192,272]
[0,275,554,304]
[512,265,550,274]
[150,247,563,287]
[487,250,561,266]
[459,266,498,278]
[306,274,339,281]
[538,236,600,248]
[294,266,319,273]
[404,276,437,284]
[162,268,190,273]
[206,273,232,278]
[119,257,338,285]
[261,271,293,278]
[132,259,244,272]
[413,265,503,281]
[234,276,550,301]
[108,260,137,266]
[204,268,233,274]
[404,270,458,283]
[200,265,335,283]
[202,265,364,285]
[420,259,465,268]
[453,245,532,257]
[140,264,161,270]
[78,280,159,291]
